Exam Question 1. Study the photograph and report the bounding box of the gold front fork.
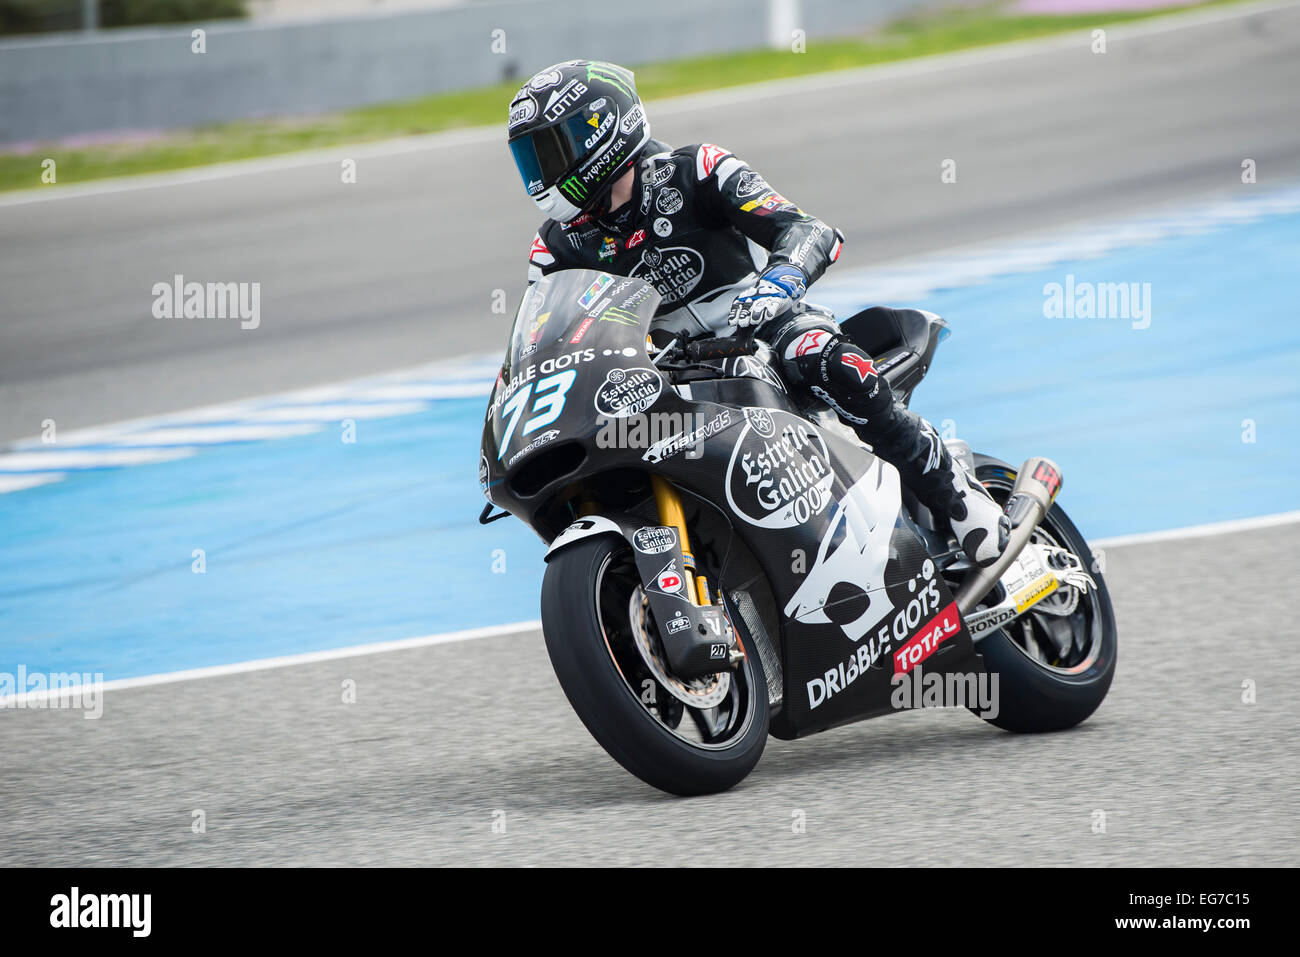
[650,476,710,606]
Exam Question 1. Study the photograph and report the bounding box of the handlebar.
[682,333,759,363]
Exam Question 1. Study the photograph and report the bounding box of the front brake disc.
[628,589,730,709]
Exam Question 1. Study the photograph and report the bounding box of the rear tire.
[968,456,1118,733]
[542,534,768,796]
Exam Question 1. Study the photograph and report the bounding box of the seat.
[837,306,948,407]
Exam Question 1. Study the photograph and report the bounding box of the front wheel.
[542,534,769,796]
[967,455,1118,733]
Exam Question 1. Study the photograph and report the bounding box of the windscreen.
[505,269,659,376]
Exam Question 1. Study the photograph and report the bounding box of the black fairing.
[481,270,982,739]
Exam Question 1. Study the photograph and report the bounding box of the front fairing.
[481,270,663,510]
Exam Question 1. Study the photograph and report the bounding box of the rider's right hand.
[727,264,808,329]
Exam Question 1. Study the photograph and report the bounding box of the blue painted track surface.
[2,201,1296,679]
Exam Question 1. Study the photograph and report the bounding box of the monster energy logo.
[561,176,588,202]
[587,63,635,99]
[600,306,640,326]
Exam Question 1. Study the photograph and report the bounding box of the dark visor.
[510,108,616,196]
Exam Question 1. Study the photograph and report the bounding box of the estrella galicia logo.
[655,187,684,215]
[726,408,834,529]
[632,525,677,554]
[593,367,663,418]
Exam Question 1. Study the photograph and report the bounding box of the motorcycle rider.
[507,60,1008,566]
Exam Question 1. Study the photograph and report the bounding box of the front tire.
[542,534,769,796]
[968,456,1118,733]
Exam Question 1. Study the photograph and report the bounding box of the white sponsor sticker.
[725,407,834,529]
[655,187,683,215]
[593,367,663,418]
[620,104,644,133]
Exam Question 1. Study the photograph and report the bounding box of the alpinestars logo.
[697,143,729,178]
[790,329,830,358]
[840,353,877,382]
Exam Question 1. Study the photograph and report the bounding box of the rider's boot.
[863,401,1009,567]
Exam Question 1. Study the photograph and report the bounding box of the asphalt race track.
[2,523,1295,866]
[1,2,1298,866]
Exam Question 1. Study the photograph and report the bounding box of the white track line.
[1,0,1294,208]
[0,619,543,707]
[3,507,1297,703]
[1091,509,1300,548]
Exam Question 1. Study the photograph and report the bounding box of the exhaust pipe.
[955,457,1063,616]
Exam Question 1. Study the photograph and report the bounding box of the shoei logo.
[648,164,675,187]
[509,97,537,129]
[620,105,644,133]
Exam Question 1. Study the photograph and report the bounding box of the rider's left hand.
[728,264,808,329]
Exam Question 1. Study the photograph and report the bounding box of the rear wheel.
[542,534,769,795]
[967,456,1118,733]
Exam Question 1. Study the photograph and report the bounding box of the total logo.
[892,600,962,675]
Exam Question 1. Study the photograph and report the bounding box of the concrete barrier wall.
[0,0,935,144]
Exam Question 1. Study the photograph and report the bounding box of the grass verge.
[0,0,1248,193]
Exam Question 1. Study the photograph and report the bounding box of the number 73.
[497,369,576,459]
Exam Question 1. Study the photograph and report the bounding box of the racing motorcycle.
[480,268,1117,796]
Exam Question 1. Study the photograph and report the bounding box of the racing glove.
[728,264,808,329]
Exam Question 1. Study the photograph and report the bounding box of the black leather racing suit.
[526,140,1000,560]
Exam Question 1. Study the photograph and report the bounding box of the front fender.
[544,512,735,678]
[545,514,636,561]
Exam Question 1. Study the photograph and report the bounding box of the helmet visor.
[510,107,619,198]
